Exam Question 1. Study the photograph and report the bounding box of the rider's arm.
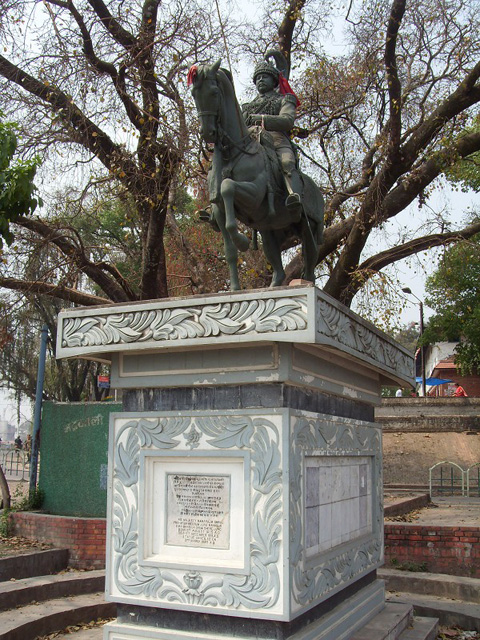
[250,94,297,132]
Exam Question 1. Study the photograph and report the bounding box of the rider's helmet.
[252,59,279,85]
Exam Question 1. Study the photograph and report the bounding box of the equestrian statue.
[189,50,324,290]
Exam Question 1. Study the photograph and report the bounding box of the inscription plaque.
[167,473,231,549]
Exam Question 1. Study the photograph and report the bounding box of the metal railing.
[0,448,30,481]
[429,461,480,497]
[466,463,480,497]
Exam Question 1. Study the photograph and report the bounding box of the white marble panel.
[318,466,332,505]
[319,503,332,548]
[304,456,373,557]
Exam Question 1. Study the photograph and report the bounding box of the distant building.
[0,419,15,442]
[423,342,480,397]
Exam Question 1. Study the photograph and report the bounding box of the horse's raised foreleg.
[260,230,286,287]
[212,204,241,290]
[220,178,250,252]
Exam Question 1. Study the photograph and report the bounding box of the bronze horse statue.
[190,60,324,290]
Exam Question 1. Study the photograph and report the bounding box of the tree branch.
[86,0,136,49]
[383,130,480,219]
[15,216,132,302]
[384,0,406,151]
[277,0,305,63]
[402,62,480,163]
[53,0,143,127]
[359,221,480,276]
[0,277,111,306]
[0,54,140,190]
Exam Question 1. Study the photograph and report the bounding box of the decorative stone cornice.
[56,286,413,385]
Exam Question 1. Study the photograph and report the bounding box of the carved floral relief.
[108,412,284,616]
[289,412,383,613]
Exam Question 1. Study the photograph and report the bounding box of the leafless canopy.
[0,0,478,310]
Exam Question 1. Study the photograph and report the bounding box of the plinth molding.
[57,286,412,386]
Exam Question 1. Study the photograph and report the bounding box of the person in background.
[453,383,468,397]
[395,388,403,397]
[25,434,32,461]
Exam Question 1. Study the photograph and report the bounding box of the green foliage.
[0,509,11,537]
[0,115,41,246]
[14,487,45,512]
[52,191,143,296]
[392,323,419,354]
[0,487,45,538]
[445,117,480,193]
[390,557,428,572]
[423,228,480,374]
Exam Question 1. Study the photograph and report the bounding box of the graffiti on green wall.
[39,401,121,517]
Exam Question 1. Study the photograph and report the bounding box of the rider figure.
[242,57,302,213]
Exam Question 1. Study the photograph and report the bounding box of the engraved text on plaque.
[166,474,231,549]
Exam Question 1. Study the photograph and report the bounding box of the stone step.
[0,548,69,582]
[102,605,436,640]
[387,592,480,632]
[50,627,105,639]
[397,616,439,640]
[379,568,480,604]
[350,602,413,640]
[0,569,105,611]
[0,592,116,640]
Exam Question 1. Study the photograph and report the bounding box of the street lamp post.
[29,324,49,494]
[402,287,426,398]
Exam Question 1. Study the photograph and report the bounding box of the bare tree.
[0,0,477,313]
[0,0,231,301]
[281,0,480,305]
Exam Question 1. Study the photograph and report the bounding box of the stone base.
[103,580,385,640]
[56,286,415,640]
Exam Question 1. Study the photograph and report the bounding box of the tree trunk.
[0,464,11,511]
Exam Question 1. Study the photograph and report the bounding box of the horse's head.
[189,60,224,144]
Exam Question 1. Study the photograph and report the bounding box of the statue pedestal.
[56,285,413,640]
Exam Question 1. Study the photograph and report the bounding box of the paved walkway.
[412,496,480,526]
[384,492,480,526]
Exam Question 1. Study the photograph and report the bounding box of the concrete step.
[0,592,116,640]
[397,616,438,640]
[0,548,69,581]
[38,606,439,640]
[387,591,480,632]
[384,494,431,518]
[350,602,413,640]
[0,569,105,611]
[379,568,480,603]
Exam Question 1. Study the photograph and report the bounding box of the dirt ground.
[0,535,53,558]
[383,431,480,485]
[0,478,52,557]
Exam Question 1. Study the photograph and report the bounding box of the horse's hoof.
[270,273,286,287]
[301,273,315,284]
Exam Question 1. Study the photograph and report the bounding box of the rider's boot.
[197,206,220,232]
[284,171,303,217]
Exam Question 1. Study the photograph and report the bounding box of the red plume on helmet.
[187,65,198,86]
[278,73,300,107]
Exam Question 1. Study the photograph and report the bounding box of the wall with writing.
[39,401,121,517]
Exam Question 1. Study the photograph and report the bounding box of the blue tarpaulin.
[415,377,453,386]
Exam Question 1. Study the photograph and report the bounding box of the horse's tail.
[301,173,325,244]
